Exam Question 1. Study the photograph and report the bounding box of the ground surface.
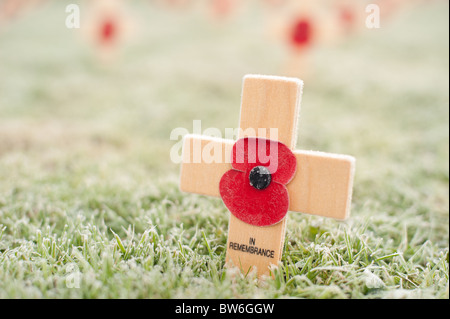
[0,1,448,298]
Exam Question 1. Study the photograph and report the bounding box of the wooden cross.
[180,75,355,277]
[203,0,243,22]
[155,0,192,11]
[332,0,367,36]
[0,0,47,29]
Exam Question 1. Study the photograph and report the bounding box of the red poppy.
[290,19,313,48]
[219,137,297,227]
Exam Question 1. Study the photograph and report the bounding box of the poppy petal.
[219,170,290,227]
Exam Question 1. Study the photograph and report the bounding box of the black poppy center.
[249,166,272,190]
